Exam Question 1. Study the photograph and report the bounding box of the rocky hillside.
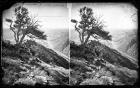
[1,40,69,86]
[1,39,138,86]
[70,40,138,85]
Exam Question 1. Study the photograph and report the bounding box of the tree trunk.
[78,32,82,44]
[9,26,18,44]
[81,30,85,45]
[17,23,22,43]
[18,33,26,45]
[76,28,82,44]
[83,34,91,45]
[14,33,18,44]
[16,33,20,44]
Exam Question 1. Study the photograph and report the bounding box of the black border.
[0,0,140,88]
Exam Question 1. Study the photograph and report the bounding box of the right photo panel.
[70,3,138,85]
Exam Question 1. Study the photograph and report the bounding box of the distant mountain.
[113,29,137,60]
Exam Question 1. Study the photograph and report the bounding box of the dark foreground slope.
[70,40,138,85]
[1,40,69,86]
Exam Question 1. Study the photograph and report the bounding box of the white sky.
[3,3,137,49]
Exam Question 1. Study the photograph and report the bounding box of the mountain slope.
[1,40,69,86]
[113,29,137,59]
[46,29,69,56]
[70,40,138,85]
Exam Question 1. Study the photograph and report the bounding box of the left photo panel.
[2,3,70,85]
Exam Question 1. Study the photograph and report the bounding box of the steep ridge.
[1,40,69,86]
[71,40,138,70]
[23,40,69,69]
[70,40,138,85]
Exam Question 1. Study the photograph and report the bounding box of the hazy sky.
[3,3,137,49]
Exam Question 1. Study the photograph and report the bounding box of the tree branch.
[9,22,18,43]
